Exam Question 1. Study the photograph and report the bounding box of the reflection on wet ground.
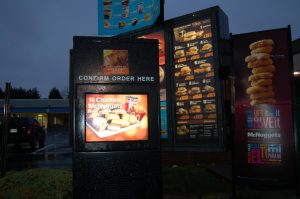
[6,153,72,171]
[3,131,72,171]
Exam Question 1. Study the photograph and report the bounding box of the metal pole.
[1,82,11,178]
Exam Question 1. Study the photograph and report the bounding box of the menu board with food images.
[172,18,218,142]
[85,94,148,142]
[98,0,161,36]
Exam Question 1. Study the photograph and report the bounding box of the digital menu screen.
[139,30,168,138]
[98,0,161,36]
[85,94,148,142]
[172,18,218,142]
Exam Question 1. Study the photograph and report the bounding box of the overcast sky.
[0,0,299,98]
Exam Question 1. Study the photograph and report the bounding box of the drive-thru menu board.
[172,18,218,143]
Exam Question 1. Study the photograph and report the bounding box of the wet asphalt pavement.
[3,131,72,171]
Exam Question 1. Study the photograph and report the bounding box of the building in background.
[0,99,69,131]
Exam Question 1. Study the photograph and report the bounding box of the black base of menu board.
[73,151,161,199]
[161,146,225,152]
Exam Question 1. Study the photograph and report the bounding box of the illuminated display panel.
[172,18,219,142]
[233,28,295,181]
[85,94,148,142]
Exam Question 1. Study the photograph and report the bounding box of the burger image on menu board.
[174,50,185,59]
[201,43,213,51]
[180,66,192,76]
[194,67,206,74]
[200,63,212,72]
[204,103,216,113]
[176,87,187,96]
[192,93,203,99]
[177,125,189,135]
[183,31,197,41]
[185,75,194,81]
[176,108,189,115]
[190,105,202,113]
[196,30,205,38]
[189,87,201,94]
[203,85,215,93]
[186,46,199,56]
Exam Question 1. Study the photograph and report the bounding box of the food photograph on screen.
[85,94,148,142]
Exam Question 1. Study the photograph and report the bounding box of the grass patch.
[1,165,231,199]
[0,169,72,199]
[163,164,231,198]
[236,185,297,199]
[0,166,296,199]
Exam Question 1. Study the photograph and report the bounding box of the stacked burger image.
[245,39,276,106]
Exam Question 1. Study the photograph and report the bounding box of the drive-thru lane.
[2,131,72,171]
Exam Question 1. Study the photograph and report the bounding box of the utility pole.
[1,82,11,178]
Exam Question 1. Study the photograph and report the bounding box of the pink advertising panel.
[233,28,295,181]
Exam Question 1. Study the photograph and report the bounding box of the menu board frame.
[164,6,229,150]
[232,27,296,182]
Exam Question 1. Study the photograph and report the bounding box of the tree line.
[0,87,66,99]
